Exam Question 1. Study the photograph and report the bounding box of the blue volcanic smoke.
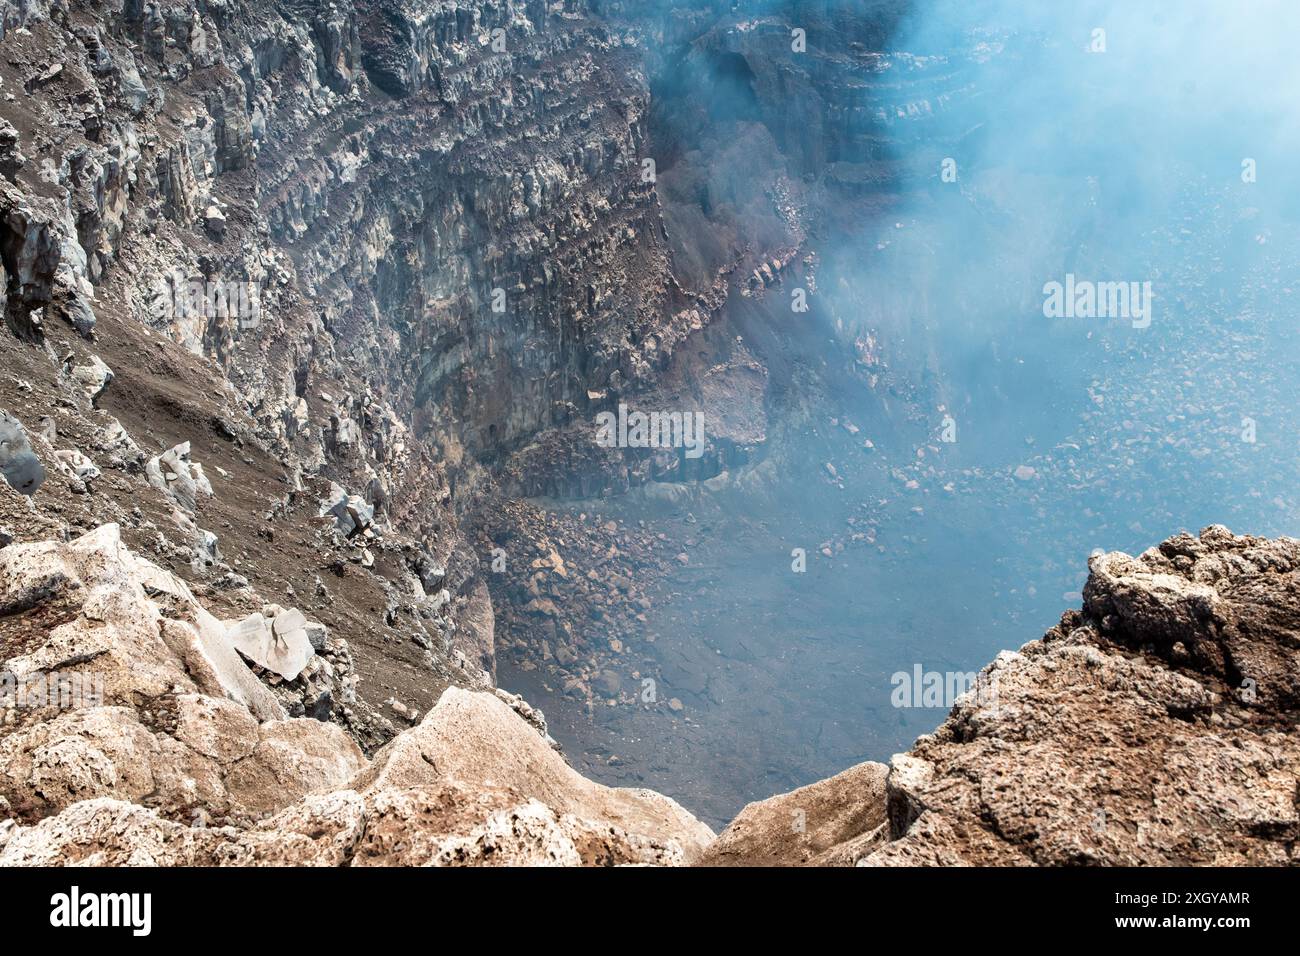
[505,0,1300,828]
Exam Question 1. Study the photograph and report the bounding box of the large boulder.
[144,442,212,512]
[318,481,373,537]
[68,355,113,406]
[0,525,361,821]
[0,697,364,821]
[0,411,44,495]
[352,687,715,861]
[224,607,314,681]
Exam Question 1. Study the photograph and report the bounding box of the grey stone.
[319,481,372,537]
[304,621,329,652]
[225,607,315,681]
[0,411,44,495]
[145,442,212,512]
[69,355,113,405]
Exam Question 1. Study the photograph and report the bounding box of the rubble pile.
[481,498,689,714]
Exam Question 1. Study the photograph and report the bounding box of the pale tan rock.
[158,615,285,722]
[352,787,689,867]
[1,525,284,719]
[345,784,517,866]
[173,693,259,764]
[0,525,189,702]
[0,799,218,866]
[223,718,366,816]
[0,784,694,868]
[0,708,161,816]
[224,608,314,681]
[352,687,715,860]
[431,801,585,866]
[217,790,369,866]
[0,692,364,822]
[697,760,888,867]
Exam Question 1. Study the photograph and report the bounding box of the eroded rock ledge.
[2,523,1297,866]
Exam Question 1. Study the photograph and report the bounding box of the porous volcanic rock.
[697,760,888,867]
[0,525,713,865]
[699,526,1300,867]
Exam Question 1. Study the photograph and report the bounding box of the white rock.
[225,608,315,680]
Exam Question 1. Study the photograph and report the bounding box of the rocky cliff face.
[0,0,722,750]
[0,0,963,693]
[4,0,691,455]
[0,0,805,762]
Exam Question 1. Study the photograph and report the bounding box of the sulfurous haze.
[505,0,1300,827]
[828,0,1300,538]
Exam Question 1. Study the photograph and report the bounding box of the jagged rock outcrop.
[353,685,711,850]
[701,525,1300,866]
[0,525,712,865]
[0,523,361,820]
